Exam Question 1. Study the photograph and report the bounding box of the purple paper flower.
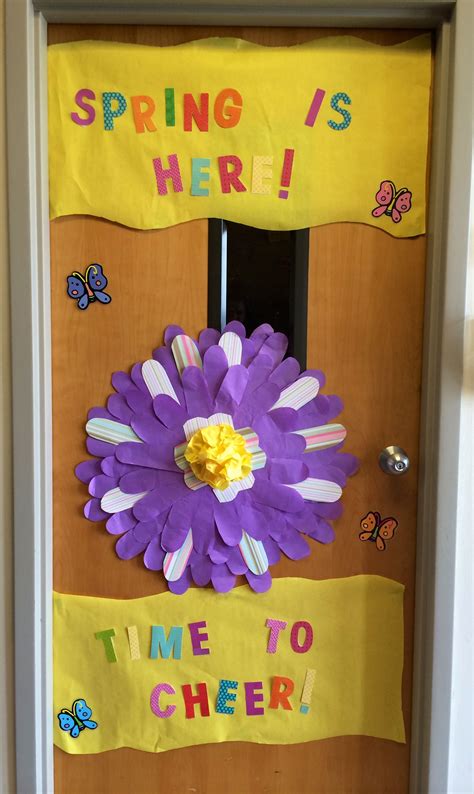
[76,323,358,594]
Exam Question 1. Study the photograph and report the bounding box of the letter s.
[71,89,96,126]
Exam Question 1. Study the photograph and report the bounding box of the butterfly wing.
[58,712,75,732]
[378,517,398,541]
[359,531,373,542]
[392,190,412,223]
[372,180,394,217]
[87,264,107,292]
[376,534,386,551]
[70,723,80,739]
[360,512,377,533]
[83,719,98,730]
[94,291,111,304]
[67,274,86,301]
[73,698,92,721]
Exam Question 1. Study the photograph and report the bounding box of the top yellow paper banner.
[48,36,431,237]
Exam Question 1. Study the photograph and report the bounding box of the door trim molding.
[5,2,470,793]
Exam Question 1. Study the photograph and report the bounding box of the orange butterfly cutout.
[359,511,398,551]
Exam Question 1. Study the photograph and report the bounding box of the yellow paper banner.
[48,36,431,237]
[54,576,405,754]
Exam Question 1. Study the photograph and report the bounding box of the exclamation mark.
[279,148,295,199]
[300,668,316,714]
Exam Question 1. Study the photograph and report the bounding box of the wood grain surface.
[50,23,429,794]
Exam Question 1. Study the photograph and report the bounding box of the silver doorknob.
[379,446,410,475]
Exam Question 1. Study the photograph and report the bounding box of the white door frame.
[6,2,471,792]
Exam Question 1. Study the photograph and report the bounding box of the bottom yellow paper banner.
[54,575,405,754]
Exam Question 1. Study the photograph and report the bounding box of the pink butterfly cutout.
[372,180,412,224]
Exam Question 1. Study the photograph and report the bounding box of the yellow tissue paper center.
[184,424,252,490]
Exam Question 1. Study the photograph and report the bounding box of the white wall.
[0,0,15,790]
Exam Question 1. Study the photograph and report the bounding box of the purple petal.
[86,437,115,458]
[215,365,249,413]
[162,499,195,552]
[254,416,306,458]
[246,570,272,593]
[75,459,102,484]
[87,407,111,421]
[111,371,133,394]
[125,388,153,416]
[303,462,347,488]
[262,536,282,564]
[211,563,236,593]
[191,501,216,555]
[251,479,304,513]
[198,328,221,354]
[202,345,228,401]
[239,503,269,541]
[107,394,133,424]
[191,555,213,586]
[306,519,335,543]
[244,354,273,395]
[269,357,301,389]
[130,362,151,394]
[209,535,231,563]
[89,474,118,498]
[232,382,280,427]
[250,323,274,340]
[278,527,311,560]
[164,324,185,345]
[132,491,170,521]
[84,498,108,522]
[226,546,248,575]
[182,367,213,418]
[214,502,242,546]
[152,346,184,403]
[257,332,288,368]
[153,395,188,429]
[106,510,136,535]
[115,531,147,560]
[267,459,309,484]
[133,520,158,543]
[167,567,192,595]
[101,456,131,478]
[267,407,298,432]
[144,535,166,570]
[223,320,246,337]
[119,468,161,494]
[116,441,177,471]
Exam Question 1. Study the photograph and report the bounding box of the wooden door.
[50,24,429,794]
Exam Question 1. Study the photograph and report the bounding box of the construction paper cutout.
[77,324,357,593]
[54,576,406,753]
[327,91,352,130]
[372,180,413,224]
[359,511,399,551]
[150,626,183,659]
[216,680,238,714]
[245,681,265,716]
[150,683,176,718]
[57,699,98,738]
[126,626,141,660]
[290,621,314,653]
[49,36,431,237]
[188,621,210,656]
[94,629,117,663]
[252,155,273,195]
[191,157,211,196]
[182,683,210,719]
[266,619,288,653]
[269,676,294,710]
[67,264,111,310]
[300,668,316,714]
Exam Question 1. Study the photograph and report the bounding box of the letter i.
[300,669,316,714]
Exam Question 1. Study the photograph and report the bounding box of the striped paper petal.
[163,528,193,581]
[214,473,255,503]
[171,334,203,375]
[219,331,242,366]
[288,478,342,503]
[271,376,320,411]
[86,417,141,446]
[238,426,267,470]
[239,531,269,575]
[174,440,188,470]
[184,469,207,491]
[101,487,148,514]
[183,413,234,441]
[142,359,179,402]
[296,423,347,452]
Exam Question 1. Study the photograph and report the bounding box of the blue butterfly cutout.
[57,698,98,739]
[67,264,111,310]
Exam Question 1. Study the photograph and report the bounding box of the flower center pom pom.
[184,424,252,490]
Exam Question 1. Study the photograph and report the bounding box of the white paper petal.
[171,334,202,375]
[101,487,148,513]
[142,359,179,401]
[271,375,320,411]
[219,332,242,366]
[183,413,234,441]
[296,423,347,452]
[86,418,141,446]
[163,529,193,581]
[239,531,269,575]
[288,478,342,503]
[213,473,255,503]
[237,426,267,470]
